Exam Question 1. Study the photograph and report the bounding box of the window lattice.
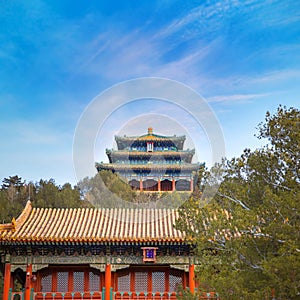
[41,272,52,292]
[152,272,165,292]
[57,272,68,292]
[134,272,148,293]
[73,271,84,292]
[169,270,182,292]
[118,272,130,292]
[89,271,100,291]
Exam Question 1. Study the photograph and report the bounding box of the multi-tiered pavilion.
[96,128,200,192]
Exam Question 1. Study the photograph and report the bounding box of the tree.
[77,171,137,208]
[1,175,27,204]
[34,179,83,208]
[176,106,300,299]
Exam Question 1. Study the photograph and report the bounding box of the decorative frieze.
[10,256,26,264]
[111,254,190,265]
[89,263,106,272]
[32,255,106,265]
[7,253,195,272]
[11,264,27,272]
[32,264,49,272]
[170,264,189,272]
[111,264,130,271]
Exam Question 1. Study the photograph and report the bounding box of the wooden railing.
[8,289,219,300]
[114,291,219,300]
[114,292,177,300]
[33,291,103,299]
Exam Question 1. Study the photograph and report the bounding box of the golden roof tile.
[0,201,185,244]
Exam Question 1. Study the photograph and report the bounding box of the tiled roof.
[96,163,200,171]
[106,150,195,156]
[115,134,185,142]
[0,201,185,244]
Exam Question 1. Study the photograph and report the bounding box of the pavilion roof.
[115,128,186,151]
[0,201,185,244]
[106,149,195,157]
[115,134,186,142]
[96,163,200,171]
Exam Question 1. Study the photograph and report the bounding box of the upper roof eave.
[115,134,186,142]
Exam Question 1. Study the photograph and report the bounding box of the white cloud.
[207,93,269,103]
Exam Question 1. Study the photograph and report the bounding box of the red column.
[139,179,143,191]
[105,264,112,300]
[25,264,32,300]
[189,264,195,294]
[190,178,194,191]
[158,179,161,192]
[3,263,11,300]
[172,179,175,191]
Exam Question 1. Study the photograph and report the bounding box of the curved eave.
[115,136,186,150]
[107,150,195,163]
[0,200,32,235]
[108,150,195,156]
[0,237,185,244]
[96,163,200,171]
[115,135,186,142]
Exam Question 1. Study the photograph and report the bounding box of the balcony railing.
[8,289,219,300]
[114,292,177,300]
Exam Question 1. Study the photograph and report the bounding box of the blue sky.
[0,0,299,185]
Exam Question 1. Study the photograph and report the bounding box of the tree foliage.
[77,170,187,209]
[0,177,85,223]
[176,106,300,299]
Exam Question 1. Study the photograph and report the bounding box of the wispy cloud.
[207,93,269,104]
[246,70,300,85]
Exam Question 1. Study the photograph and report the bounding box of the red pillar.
[139,179,143,191]
[3,263,11,300]
[25,264,32,300]
[190,178,194,191]
[105,264,112,300]
[158,179,161,192]
[189,264,195,294]
[172,179,175,191]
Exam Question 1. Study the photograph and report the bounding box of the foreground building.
[0,201,219,300]
[96,128,200,192]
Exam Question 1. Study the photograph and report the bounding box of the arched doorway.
[161,179,172,191]
[143,179,158,191]
[175,179,190,191]
[129,179,140,190]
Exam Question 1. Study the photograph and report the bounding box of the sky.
[0,0,299,186]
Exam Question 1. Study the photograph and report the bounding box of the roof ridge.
[27,207,177,211]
